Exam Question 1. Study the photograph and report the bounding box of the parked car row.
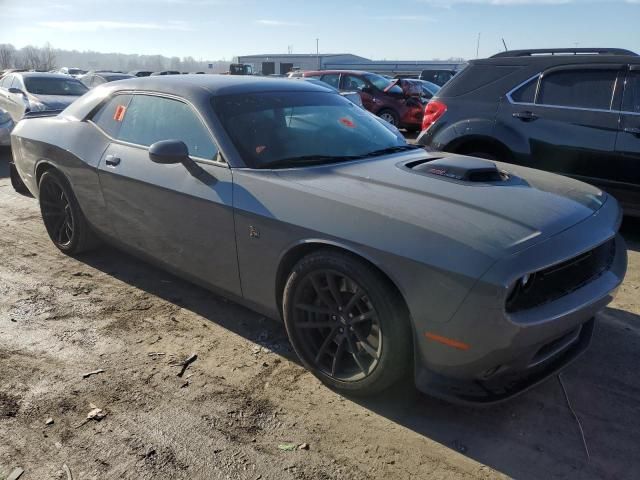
[290,69,439,131]
[7,72,627,403]
[417,48,640,217]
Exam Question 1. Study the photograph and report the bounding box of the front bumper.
[413,199,627,405]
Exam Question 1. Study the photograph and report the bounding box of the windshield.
[212,91,407,168]
[364,73,403,95]
[24,77,88,96]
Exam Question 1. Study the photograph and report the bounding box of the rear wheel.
[39,169,98,254]
[378,109,399,127]
[283,250,412,396]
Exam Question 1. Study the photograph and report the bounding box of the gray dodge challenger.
[10,75,628,403]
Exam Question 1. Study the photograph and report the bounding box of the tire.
[9,162,30,195]
[283,250,412,396]
[38,169,99,255]
[377,109,400,127]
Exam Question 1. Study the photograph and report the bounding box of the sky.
[1,0,640,61]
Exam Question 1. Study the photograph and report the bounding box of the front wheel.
[39,169,99,254]
[378,109,399,127]
[283,250,412,396]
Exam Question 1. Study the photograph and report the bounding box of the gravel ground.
[1,146,639,480]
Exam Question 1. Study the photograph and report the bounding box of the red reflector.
[421,100,447,132]
[425,332,470,351]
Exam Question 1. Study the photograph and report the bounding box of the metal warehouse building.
[237,53,465,76]
[236,54,369,75]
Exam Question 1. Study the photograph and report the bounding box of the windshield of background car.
[24,77,88,96]
[364,73,403,95]
[212,91,406,168]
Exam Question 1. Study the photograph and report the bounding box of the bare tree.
[0,44,15,69]
[20,46,42,70]
[41,42,57,71]
[0,42,229,74]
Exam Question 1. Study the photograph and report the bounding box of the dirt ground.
[1,146,639,480]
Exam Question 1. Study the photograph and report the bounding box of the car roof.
[17,72,80,80]
[472,53,640,67]
[109,74,336,96]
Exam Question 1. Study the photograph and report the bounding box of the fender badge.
[249,226,260,239]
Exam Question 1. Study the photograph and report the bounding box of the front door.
[496,65,623,186]
[93,93,241,295]
[614,65,640,214]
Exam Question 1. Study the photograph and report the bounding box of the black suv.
[417,48,640,217]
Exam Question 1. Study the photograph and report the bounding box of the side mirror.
[8,87,24,95]
[361,86,373,94]
[149,139,190,164]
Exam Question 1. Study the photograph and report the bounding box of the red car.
[299,70,424,131]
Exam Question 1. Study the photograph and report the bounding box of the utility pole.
[476,32,481,59]
[316,38,320,69]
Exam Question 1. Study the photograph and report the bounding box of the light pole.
[316,38,320,69]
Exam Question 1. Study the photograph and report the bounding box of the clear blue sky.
[1,0,639,61]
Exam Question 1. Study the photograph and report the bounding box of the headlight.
[28,99,47,112]
[0,110,11,124]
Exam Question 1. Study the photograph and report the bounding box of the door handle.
[513,111,538,122]
[105,154,121,166]
[623,127,640,137]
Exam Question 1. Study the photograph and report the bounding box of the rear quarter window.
[91,94,133,138]
[439,64,522,97]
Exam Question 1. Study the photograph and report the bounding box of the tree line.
[0,43,231,73]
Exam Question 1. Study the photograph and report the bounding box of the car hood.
[276,151,607,259]
[29,94,80,110]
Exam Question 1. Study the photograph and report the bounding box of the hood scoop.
[403,156,509,183]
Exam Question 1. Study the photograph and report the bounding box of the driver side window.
[117,94,218,160]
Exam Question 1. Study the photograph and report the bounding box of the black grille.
[506,238,616,313]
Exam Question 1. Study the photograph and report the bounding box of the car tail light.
[421,100,447,131]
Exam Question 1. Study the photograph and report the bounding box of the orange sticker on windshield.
[339,117,355,128]
[113,105,127,122]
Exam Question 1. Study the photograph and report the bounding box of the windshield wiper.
[260,155,361,169]
[259,145,424,169]
[357,144,424,158]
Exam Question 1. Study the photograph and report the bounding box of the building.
[236,54,369,76]
[236,53,465,76]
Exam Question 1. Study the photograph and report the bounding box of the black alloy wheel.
[292,269,382,381]
[38,169,99,254]
[40,177,75,248]
[283,250,411,395]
